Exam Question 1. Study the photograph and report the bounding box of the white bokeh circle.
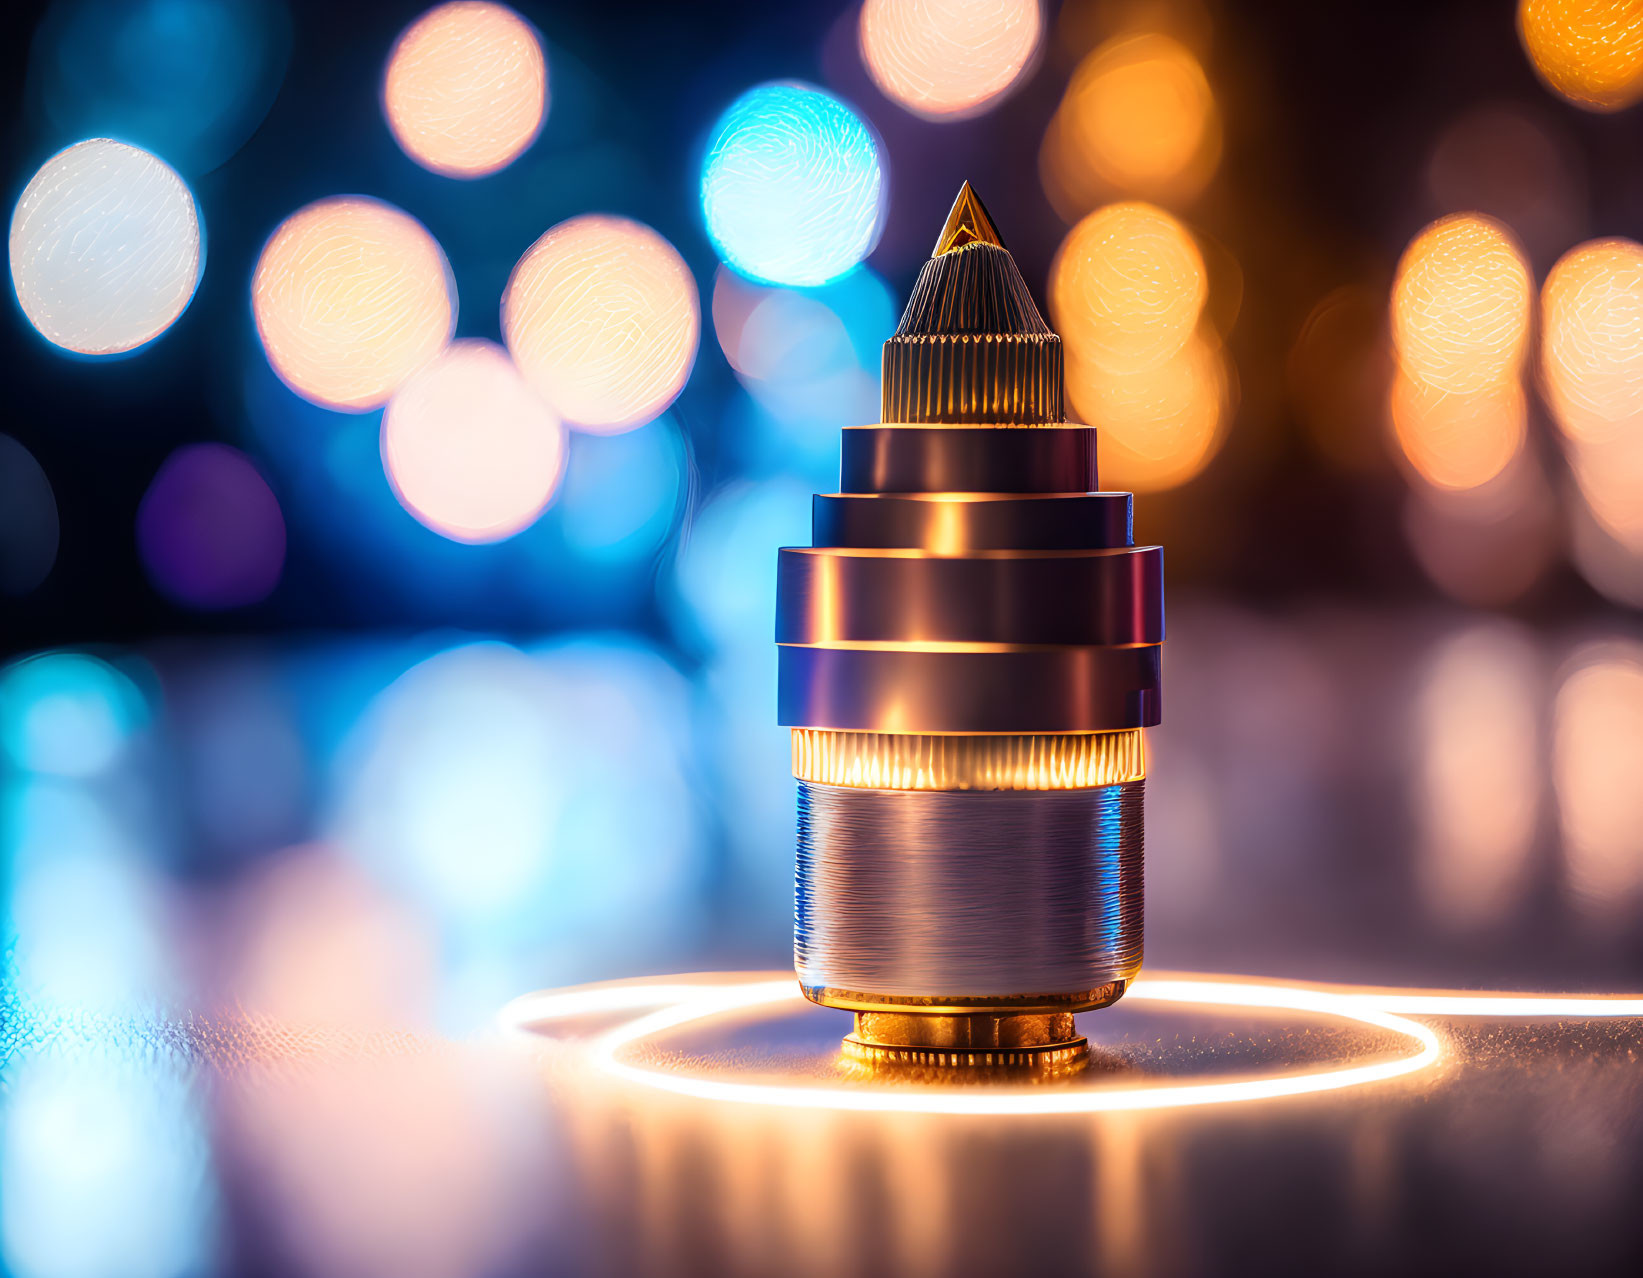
[10,139,202,355]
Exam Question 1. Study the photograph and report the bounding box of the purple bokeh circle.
[137,442,285,609]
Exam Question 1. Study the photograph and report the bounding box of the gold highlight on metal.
[934,181,1006,255]
[882,183,1063,425]
[792,728,1146,791]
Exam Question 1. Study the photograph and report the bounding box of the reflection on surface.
[5,608,1643,1274]
[499,972,1641,1278]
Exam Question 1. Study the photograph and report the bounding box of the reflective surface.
[5,604,1643,1276]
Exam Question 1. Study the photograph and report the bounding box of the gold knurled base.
[842,1010,1090,1079]
[843,1035,1090,1078]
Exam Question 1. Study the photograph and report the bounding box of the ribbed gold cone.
[883,182,1062,424]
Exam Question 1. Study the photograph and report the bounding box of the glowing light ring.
[503,973,1444,1116]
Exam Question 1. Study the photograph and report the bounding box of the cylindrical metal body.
[774,186,1164,1066]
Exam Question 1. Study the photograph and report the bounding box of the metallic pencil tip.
[934,181,1005,255]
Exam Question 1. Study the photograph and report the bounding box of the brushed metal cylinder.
[795,780,1144,1009]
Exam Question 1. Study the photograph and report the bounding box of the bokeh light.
[502,215,699,432]
[2,1056,211,1278]
[227,847,435,1029]
[1413,624,1540,929]
[1541,237,1643,443]
[857,0,1042,121]
[10,139,201,356]
[1389,372,1527,491]
[0,652,144,778]
[1391,214,1531,397]
[1389,214,1532,492]
[331,639,704,1021]
[1045,32,1219,209]
[1518,0,1643,112]
[0,435,58,596]
[1542,241,1643,585]
[1554,642,1643,914]
[136,443,285,610]
[5,781,171,1011]
[1065,334,1229,492]
[700,82,886,287]
[1049,201,1207,372]
[252,196,455,411]
[382,2,546,178]
[381,339,566,544]
[27,0,291,175]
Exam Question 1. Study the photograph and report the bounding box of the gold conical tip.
[934,181,1005,256]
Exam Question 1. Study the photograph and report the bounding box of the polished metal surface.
[794,780,1145,1002]
[775,546,1164,646]
[839,424,1098,493]
[778,643,1161,733]
[812,491,1133,552]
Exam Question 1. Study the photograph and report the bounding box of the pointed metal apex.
[934,182,1005,255]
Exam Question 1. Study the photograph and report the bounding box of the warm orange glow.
[1391,214,1531,396]
[253,197,455,411]
[858,0,1042,121]
[1388,214,1532,493]
[1050,201,1206,374]
[1052,33,1219,203]
[1518,0,1643,112]
[1540,237,1643,443]
[502,214,700,433]
[381,339,565,543]
[1554,643,1643,913]
[1414,626,1539,928]
[1389,372,1526,491]
[791,728,1146,790]
[1066,334,1227,492]
[383,2,546,177]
